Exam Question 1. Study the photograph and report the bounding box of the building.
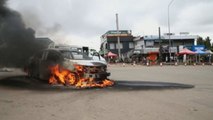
[100,30,199,63]
[134,34,198,53]
[100,30,134,57]
[132,34,198,63]
[36,37,54,49]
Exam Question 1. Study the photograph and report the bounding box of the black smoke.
[0,0,42,67]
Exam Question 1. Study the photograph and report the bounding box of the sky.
[7,0,213,50]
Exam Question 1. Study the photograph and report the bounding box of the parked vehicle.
[26,48,110,82]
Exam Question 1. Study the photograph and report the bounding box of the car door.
[38,50,48,80]
[39,50,62,80]
[32,51,43,77]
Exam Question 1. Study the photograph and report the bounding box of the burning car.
[26,47,113,88]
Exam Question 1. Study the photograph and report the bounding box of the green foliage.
[211,43,213,51]
[205,37,211,50]
[197,36,213,51]
[197,37,204,45]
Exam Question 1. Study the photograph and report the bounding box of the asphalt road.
[0,66,213,120]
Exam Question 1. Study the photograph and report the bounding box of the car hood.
[68,60,107,67]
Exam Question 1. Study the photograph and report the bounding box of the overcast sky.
[7,0,213,50]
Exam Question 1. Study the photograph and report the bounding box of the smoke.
[18,10,62,36]
[0,0,42,67]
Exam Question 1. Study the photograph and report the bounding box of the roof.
[36,37,54,45]
[163,35,198,40]
[105,30,132,35]
[133,36,142,41]
[102,30,133,37]
[143,35,198,41]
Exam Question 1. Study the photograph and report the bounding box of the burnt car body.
[26,48,110,82]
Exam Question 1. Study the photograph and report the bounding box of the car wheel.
[64,72,79,86]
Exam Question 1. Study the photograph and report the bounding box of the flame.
[49,64,114,88]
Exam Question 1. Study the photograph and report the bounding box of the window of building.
[116,43,123,49]
[145,41,154,47]
[109,43,115,49]
[129,42,134,49]
[105,43,108,49]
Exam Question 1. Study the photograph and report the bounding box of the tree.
[205,37,211,50]
[197,37,204,45]
[211,43,213,51]
[197,36,212,50]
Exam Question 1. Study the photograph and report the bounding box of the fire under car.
[26,48,112,87]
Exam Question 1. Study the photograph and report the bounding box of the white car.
[26,48,110,83]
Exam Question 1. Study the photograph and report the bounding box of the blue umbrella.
[195,50,207,63]
[195,50,207,55]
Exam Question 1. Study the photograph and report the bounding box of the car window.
[71,51,91,60]
[46,51,60,62]
[60,50,91,60]
[60,51,73,59]
[72,52,83,59]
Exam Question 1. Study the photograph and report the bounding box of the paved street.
[0,66,213,120]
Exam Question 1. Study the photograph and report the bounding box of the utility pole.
[168,0,175,62]
[116,13,121,60]
[158,27,162,63]
[158,27,161,46]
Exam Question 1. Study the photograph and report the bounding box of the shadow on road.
[0,76,194,91]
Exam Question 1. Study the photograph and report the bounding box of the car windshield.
[60,50,91,60]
